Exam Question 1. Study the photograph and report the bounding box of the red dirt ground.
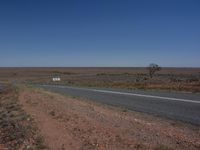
[18,87,200,150]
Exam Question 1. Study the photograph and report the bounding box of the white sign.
[52,77,61,82]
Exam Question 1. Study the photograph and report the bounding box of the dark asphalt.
[37,85,200,125]
[0,84,5,93]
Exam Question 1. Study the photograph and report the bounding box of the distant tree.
[147,63,161,78]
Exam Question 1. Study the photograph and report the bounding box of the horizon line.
[0,66,200,68]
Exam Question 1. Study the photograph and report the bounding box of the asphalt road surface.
[0,84,5,93]
[37,84,200,125]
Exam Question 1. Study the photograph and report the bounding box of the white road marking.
[90,89,200,104]
[41,85,200,104]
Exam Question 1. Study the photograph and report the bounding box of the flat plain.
[0,67,200,92]
[0,67,200,149]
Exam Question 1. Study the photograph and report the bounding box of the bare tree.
[147,63,161,78]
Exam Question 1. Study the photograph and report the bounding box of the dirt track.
[18,87,200,150]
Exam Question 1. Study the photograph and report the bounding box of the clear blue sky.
[0,0,199,67]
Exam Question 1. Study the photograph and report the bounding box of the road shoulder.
[17,86,200,150]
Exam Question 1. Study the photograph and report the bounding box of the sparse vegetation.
[15,87,200,150]
[0,67,200,93]
[0,84,199,149]
[147,63,162,78]
[0,85,47,149]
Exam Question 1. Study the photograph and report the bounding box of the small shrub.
[147,63,161,78]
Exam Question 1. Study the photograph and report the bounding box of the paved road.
[37,84,200,125]
[0,83,5,93]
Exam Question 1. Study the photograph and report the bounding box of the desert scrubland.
[0,68,200,149]
[0,85,199,150]
[0,67,200,93]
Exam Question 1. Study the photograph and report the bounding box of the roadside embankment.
[0,85,47,150]
[16,86,200,150]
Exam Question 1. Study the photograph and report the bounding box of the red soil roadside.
[18,87,200,150]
